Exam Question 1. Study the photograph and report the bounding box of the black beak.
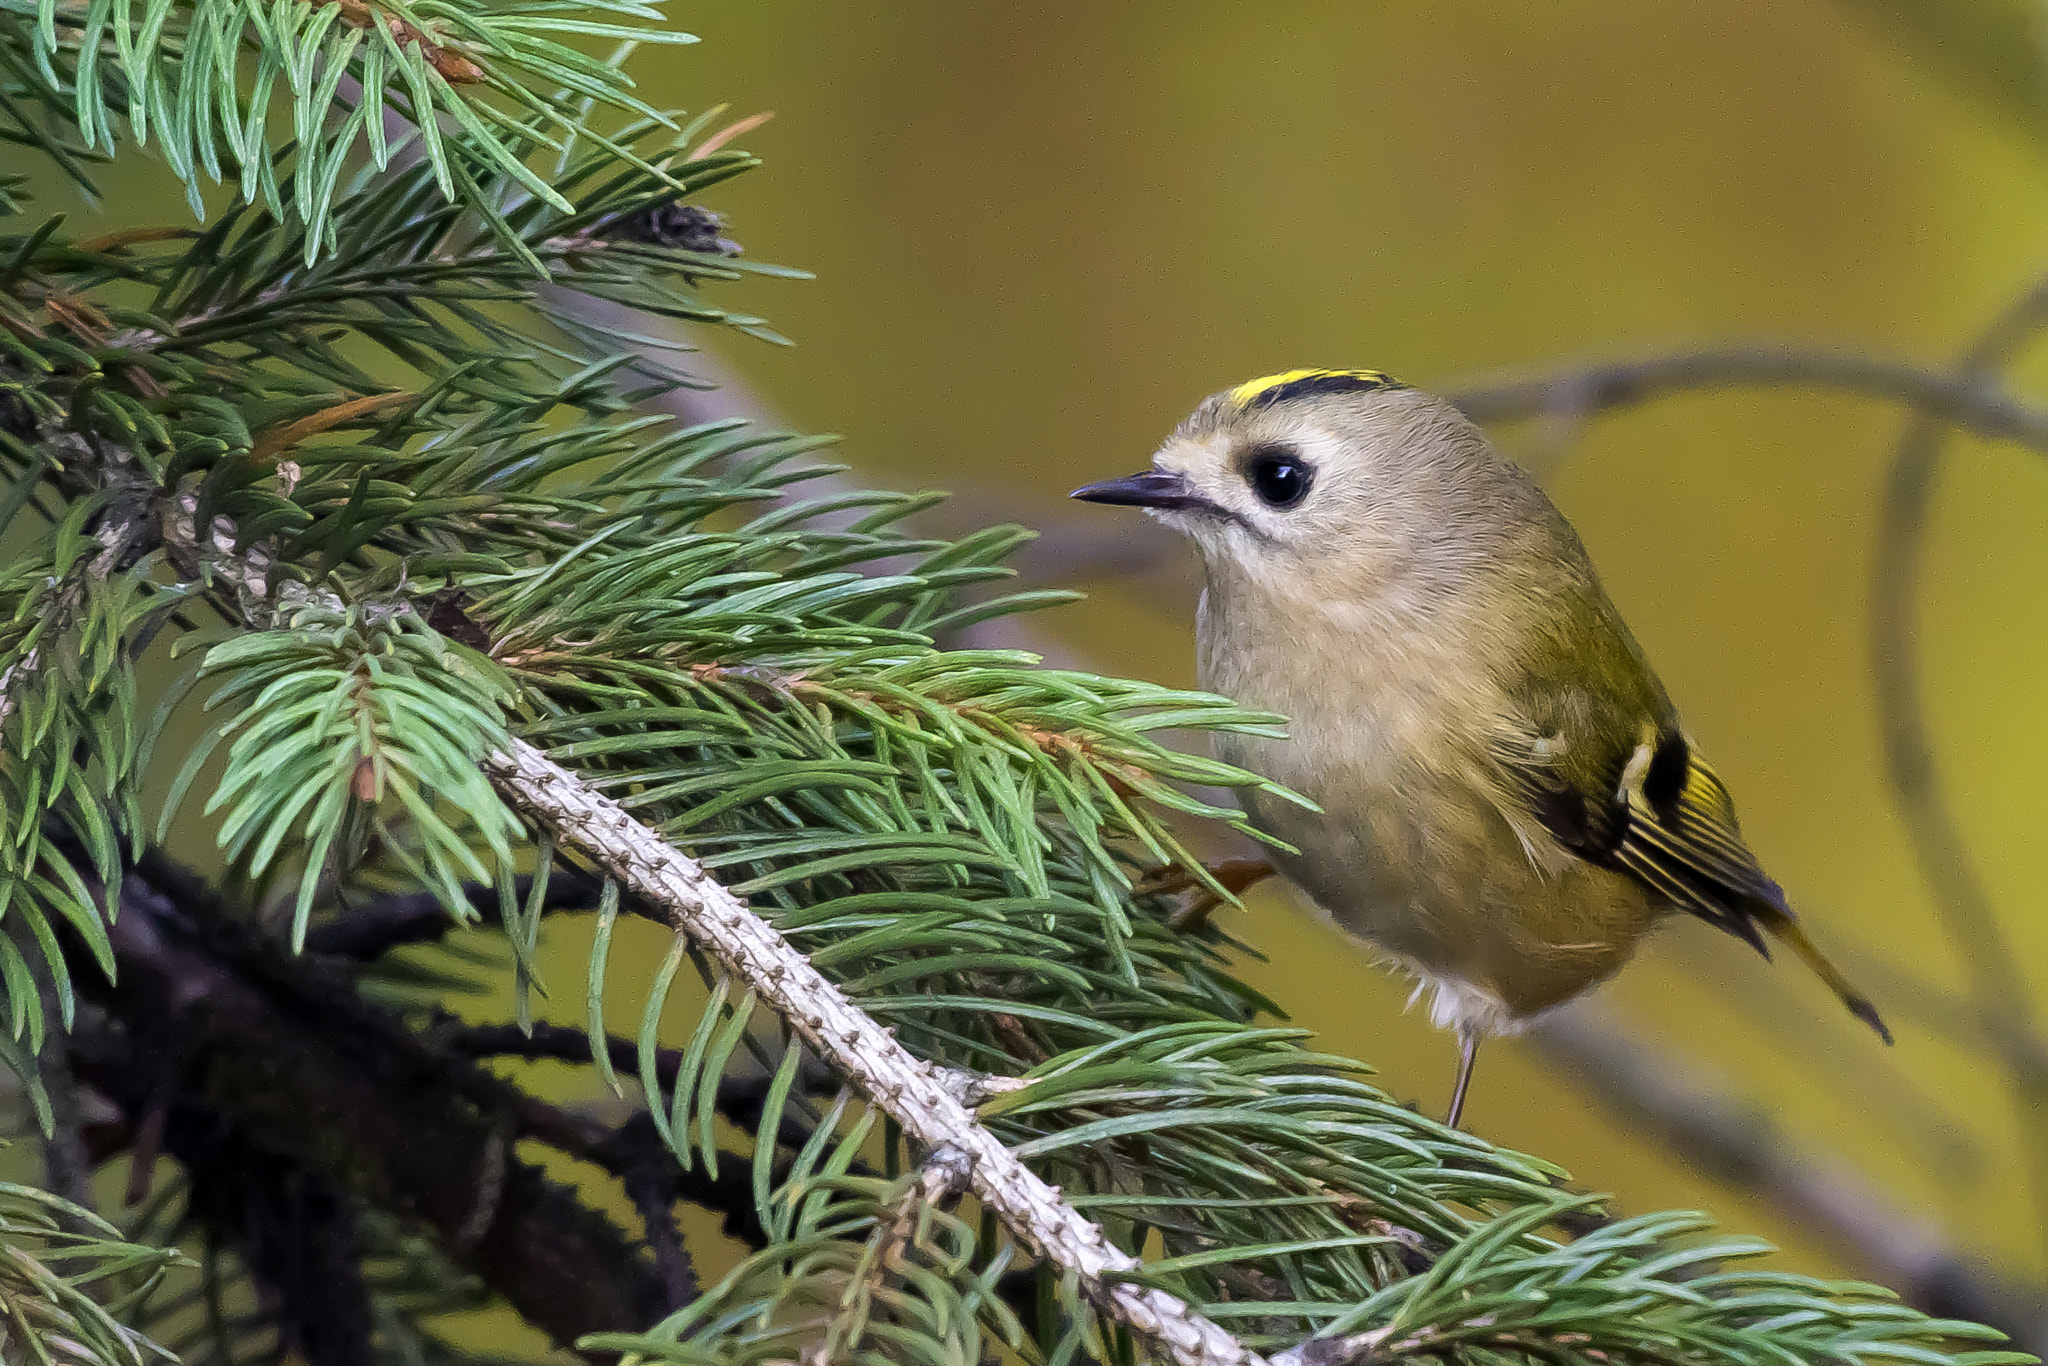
[1069,469,1204,511]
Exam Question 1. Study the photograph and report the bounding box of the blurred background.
[24,0,2048,1349]
[646,0,2048,1305]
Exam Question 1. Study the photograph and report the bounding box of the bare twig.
[1870,277,2048,1258]
[1655,931,1982,1179]
[306,869,607,958]
[433,1017,837,1157]
[580,342,2048,600]
[1839,947,2048,1081]
[1532,1002,2042,1339]
[485,736,1266,1366]
[1447,345,2048,453]
[595,1111,700,1311]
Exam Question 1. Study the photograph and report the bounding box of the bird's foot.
[1445,1027,1481,1130]
[1136,858,1277,932]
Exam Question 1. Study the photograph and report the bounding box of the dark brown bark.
[68,851,675,1361]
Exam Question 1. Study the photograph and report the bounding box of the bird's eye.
[1246,448,1313,509]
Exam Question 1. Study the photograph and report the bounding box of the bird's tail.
[1756,909,1894,1045]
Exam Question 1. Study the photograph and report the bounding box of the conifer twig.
[0,486,146,729]
[168,502,1224,1357]
[812,1143,976,1365]
[484,735,1267,1366]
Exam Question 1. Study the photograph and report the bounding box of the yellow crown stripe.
[1230,368,1405,410]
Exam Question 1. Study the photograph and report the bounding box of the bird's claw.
[1135,858,1277,932]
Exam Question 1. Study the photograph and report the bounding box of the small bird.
[1072,368,1891,1127]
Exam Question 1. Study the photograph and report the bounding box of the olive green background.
[657,0,2048,1289]
[30,0,2048,1350]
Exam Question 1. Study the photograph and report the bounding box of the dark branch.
[1447,346,2048,453]
[306,868,609,959]
[597,1113,699,1308]
[433,1017,796,1253]
[436,1018,833,1154]
[68,848,679,1358]
[1870,278,2048,1263]
[438,1018,681,1086]
[1842,949,2048,1081]
[29,947,97,1222]
[1533,1004,2043,1340]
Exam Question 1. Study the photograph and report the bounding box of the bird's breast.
[1196,583,1655,1030]
[1197,584,1483,818]
[1199,581,1497,891]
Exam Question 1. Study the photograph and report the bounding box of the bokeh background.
[646,0,2048,1299]
[22,0,2048,1350]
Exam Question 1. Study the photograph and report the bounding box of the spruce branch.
[149,459,1273,1359]
[807,1142,979,1365]
[0,475,171,1120]
[5,0,707,255]
[486,734,1267,1366]
[0,1177,188,1366]
[172,596,525,949]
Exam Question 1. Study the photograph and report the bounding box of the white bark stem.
[484,735,1265,1366]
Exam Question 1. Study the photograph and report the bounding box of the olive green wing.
[1493,721,1775,948]
[1473,480,1889,1039]
[1490,721,1893,1044]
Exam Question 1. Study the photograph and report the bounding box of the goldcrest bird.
[1072,368,1891,1127]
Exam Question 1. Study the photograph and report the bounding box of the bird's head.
[1072,369,1523,598]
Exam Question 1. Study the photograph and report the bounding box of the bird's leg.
[1445,1026,1480,1130]
[1133,858,1277,932]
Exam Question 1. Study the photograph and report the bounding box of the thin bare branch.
[33,955,96,1225]
[1841,948,2048,1081]
[1532,1003,2042,1339]
[1870,276,2048,1259]
[1447,345,2048,452]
